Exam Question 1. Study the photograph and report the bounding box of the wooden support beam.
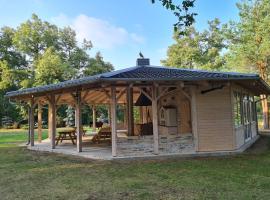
[55,95,61,105]
[91,92,108,103]
[137,87,152,101]
[101,88,111,99]
[152,84,159,154]
[157,87,170,101]
[75,91,82,152]
[116,87,126,101]
[111,87,117,157]
[180,89,191,100]
[49,95,56,149]
[37,103,42,143]
[190,87,198,151]
[83,91,97,102]
[29,98,35,147]
[82,90,90,102]
[48,103,51,139]
[127,86,134,136]
[92,105,96,131]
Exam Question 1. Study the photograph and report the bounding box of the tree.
[161,27,201,68]
[13,14,60,84]
[83,52,114,76]
[162,18,227,71]
[225,0,270,128]
[35,47,71,85]
[151,0,197,33]
[0,27,28,125]
[199,18,227,71]
[0,13,114,126]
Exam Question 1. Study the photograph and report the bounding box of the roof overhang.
[5,65,270,101]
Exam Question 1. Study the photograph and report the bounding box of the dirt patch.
[245,135,270,154]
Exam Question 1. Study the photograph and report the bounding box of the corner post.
[152,83,159,154]
[75,91,82,152]
[190,87,199,152]
[127,85,134,136]
[29,97,35,147]
[111,87,117,157]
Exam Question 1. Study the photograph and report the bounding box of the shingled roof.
[5,64,269,98]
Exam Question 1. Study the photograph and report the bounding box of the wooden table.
[56,129,76,145]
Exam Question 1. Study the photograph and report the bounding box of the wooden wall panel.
[196,86,234,151]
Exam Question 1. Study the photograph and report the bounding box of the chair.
[92,126,111,143]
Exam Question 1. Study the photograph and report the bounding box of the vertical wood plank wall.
[196,86,235,151]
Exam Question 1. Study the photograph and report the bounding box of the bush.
[21,124,29,130]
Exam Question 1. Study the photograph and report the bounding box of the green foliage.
[35,47,70,85]
[0,60,14,90]
[152,0,197,34]
[161,27,201,69]
[64,106,75,127]
[162,18,227,71]
[13,14,59,62]
[0,13,114,126]
[83,52,114,76]
[224,0,270,80]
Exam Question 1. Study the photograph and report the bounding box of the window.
[233,91,256,127]
[250,96,256,121]
[233,91,242,126]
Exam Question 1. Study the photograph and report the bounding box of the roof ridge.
[99,66,141,78]
[144,65,259,77]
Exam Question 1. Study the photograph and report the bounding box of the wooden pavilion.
[5,58,270,158]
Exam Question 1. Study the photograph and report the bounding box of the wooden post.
[127,86,134,136]
[190,87,198,152]
[49,95,56,149]
[29,98,35,147]
[75,91,82,152]
[92,105,96,132]
[38,103,42,143]
[48,105,51,139]
[111,87,117,157]
[152,84,159,154]
[107,105,111,125]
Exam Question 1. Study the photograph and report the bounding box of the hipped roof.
[5,65,270,98]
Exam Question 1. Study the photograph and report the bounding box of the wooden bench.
[92,127,111,143]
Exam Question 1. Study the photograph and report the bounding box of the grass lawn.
[1,130,270,199]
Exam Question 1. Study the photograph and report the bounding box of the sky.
[0,0,239,70]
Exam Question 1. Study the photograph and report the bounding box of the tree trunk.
[258,61,269,129]
[261,95,269,129]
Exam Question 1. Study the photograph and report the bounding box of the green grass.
[1,130,270,199]
[0,129,48,144]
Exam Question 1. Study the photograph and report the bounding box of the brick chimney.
[136,58,150,66]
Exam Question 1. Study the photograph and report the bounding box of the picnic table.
[92,127,128,143]
[56,128,76,145]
